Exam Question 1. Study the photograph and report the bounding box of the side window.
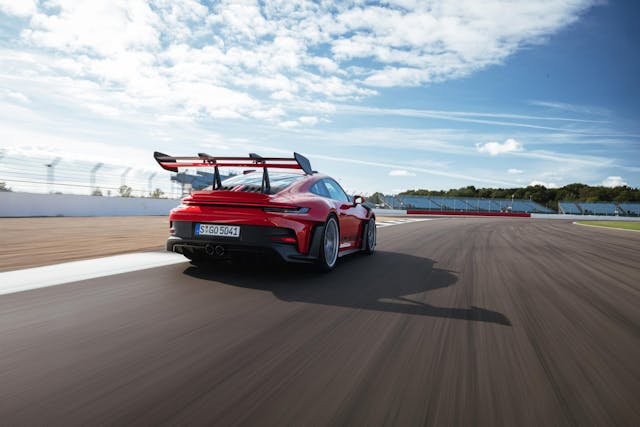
[324,179,350,203]
[310,181,330,198]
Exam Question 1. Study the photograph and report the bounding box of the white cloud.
[529,180,559,188]
[278,120,300,129]
[298,116,319,125]
[2,89,30,104]
[0,0,599,124]
[476,138,523,156]
[529,100,610,117]
[0,0,36,17]
[601,176,627,187]
[278,115,320,128]
[22,1,161,56]
[389,169,416,177]
[508,168,523,174]
[86,103,121,117]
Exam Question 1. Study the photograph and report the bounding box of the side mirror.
[353,195,365,205]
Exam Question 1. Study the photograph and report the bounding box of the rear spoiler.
[153,151,314,194]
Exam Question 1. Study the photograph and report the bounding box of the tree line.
[368,183,640,210]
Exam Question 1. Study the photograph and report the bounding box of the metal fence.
[0,150,182,199]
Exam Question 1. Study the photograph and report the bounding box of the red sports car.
[154,152,376,270]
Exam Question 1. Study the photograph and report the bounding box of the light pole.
[148,172,157,197]
[90,163,103,195]
[121,167,132,187]
[46,157,61,194]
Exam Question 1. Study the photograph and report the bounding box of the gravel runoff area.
[0,217,170,272]
[0,215,407,272]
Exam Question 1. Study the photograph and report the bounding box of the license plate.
[195,223,240,238]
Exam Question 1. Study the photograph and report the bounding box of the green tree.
[368,192,385,204]
[399,183,640,206]
[119,185,133,197]
[0,181,11,192]
[92,188,103,196]
[150,188,165,199]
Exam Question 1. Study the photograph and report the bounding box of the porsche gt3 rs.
[154,152,376,270]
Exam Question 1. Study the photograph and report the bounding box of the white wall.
[372,209,407,215]
[0,192,180,217]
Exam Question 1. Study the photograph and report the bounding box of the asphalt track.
[1,218,639,425]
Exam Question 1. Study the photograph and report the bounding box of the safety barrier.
[0,192,179,217]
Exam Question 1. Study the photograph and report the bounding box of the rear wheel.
[363,217,376,254]
[317,216,339,271]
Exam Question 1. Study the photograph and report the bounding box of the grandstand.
[398,195,441,210]
[558,201,640,216]
[578,202,618,216]
[381,195,553,213]
[380,194,639,216]
[618,203,640,216]
[558,202,582,214]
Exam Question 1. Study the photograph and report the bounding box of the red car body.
[155,152,376,269]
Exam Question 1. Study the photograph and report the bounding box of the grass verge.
[576,221,640,231]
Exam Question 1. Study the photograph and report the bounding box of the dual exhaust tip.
[205,244,225,257]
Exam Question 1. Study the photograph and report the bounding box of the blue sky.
[0,0,638,195]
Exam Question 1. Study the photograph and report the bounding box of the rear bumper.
[167,221,324,264]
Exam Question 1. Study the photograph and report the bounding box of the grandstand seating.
[618,203,640,216]
[578,202,618,215]
[463,199,495,211]
[428,197,455,210]
[380,195,553,213]
[557,201,639,216]
[511,199,554,213]
[382,195,396,208]
[398,196,441,210]
[381,195,637,216]
[559,202,582,214]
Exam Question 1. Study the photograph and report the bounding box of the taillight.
[269,236,297,244]
[263,207,310,214]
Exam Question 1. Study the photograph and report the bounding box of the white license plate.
[195,224,240,238]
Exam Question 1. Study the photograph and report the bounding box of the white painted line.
[376,218,434,228]
[0,252,187,296]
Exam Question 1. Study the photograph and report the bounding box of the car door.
[322,179,361,248]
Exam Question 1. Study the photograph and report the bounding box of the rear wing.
[153,151,313,194]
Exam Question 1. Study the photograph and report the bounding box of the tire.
[363,217,376,255]
[317,215,340,271]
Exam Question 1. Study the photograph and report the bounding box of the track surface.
[1,218,639,425]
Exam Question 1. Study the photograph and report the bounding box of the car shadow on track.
[183,251,511,326]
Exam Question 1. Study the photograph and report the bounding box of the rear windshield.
[215,171,304,193]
